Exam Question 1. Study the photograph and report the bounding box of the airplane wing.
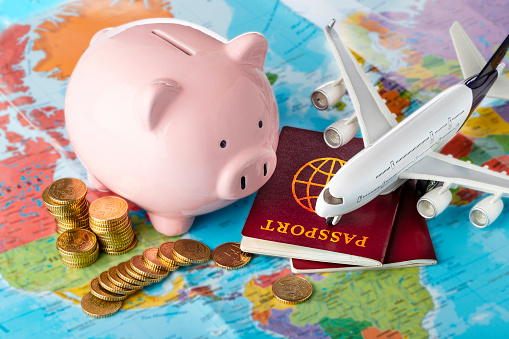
[399,152,509,196]
[324,22,398,147]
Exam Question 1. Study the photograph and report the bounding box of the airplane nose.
[315,195,328,217]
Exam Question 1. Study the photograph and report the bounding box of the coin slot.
[151,30,195,56]
[263,164,267,176]
[241,176,246,190]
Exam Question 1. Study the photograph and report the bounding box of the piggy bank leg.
[87,172,110,192]
[148,213,194,236]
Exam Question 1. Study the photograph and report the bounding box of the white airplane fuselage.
[315,83,473,218]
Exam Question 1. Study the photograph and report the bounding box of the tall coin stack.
[57,229,99,268]
[42,178,90,234]
[89,196,137,255]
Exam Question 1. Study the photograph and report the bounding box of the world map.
[0,0,508,338]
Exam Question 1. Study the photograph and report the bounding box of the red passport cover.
[291,181,437,271]
[241,126,402,264]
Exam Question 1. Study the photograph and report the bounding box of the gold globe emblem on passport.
[292,158,345,213]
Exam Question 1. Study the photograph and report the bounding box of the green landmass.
[334,101,346,111]
[266,73,278,85]
[422,55,462,79]
[468,137,505,165]
[319,317,372,339]
[341,23,390,69]
[0,212,180,292]
[290,268,433,338]
[487,135,509,153]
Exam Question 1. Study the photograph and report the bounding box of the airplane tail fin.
[450,21,509,100]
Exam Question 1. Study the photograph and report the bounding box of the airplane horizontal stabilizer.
[487,76,509,100]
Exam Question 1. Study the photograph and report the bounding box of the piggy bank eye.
[220,140,227,148]
[258,120,263,128]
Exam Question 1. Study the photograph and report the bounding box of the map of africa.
[0,0,508,338]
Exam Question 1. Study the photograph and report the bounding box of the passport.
[290,180,437,273]
[240,126,404,267]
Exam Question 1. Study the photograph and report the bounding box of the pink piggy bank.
[65,19,279,236]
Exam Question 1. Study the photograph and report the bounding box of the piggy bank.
[65,19,279,236]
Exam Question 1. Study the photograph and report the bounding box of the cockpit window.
[323,188,344,205]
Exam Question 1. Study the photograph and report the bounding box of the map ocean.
[0,0,508,338]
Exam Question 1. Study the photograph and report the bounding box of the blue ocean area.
[424,196,509,337]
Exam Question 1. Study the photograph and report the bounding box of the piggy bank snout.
[217,147,276,200]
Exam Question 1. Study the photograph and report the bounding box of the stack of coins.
[272,275,313,304]
[57,229,99,268]
[82,245,180,318]
[89,196,137,255]
[42,178,89,234]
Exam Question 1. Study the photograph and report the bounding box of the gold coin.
[89,215,129,228]
[98,271,131,295]
[57,229,96,256]
[125,261,160,283]
[43,189,86,213]
[173,239,211,264]
[129,255,167,279]
[102,236,137,255]
[89,196,128,223]
[212,242,252,270]
[157,242,183,267]
[116,262,151,286]
[95,227,134,242]
[272,276,313,304]
[47,199,89,216]
[107,267,138,290]
[81,292,122,318]
[144,257,179,272]
[58,243,98,260]
[60,258,96,268]
[48,178,87,205]
[59,246,99,266]
[91,223,132,236]
[143,248,171,272]
[90,278,127,301]
[56,225,89,234]
[56,216,90,227]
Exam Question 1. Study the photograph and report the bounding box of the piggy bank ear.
[90,28,112,45]
[134,80,181,131]
[226,33,268,69]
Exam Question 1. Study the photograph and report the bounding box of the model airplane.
[313,20,509,228]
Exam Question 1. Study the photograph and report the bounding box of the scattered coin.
[143,248,178,272]
[172,239,211,264]
[212,242,251,270]
[116,262,151,286]
[272,275,313,305]
[108,267,139,291]
[90,278,127,302]
[81,292,122,318]
[130,255,168,279]
[157,242,181,267]
[98,271,131,295]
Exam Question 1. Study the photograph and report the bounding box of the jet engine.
[469,196,503,228]
[416,186,452,219]
[323,118,359,148]
[311,78,346,110]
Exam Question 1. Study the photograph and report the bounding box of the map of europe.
[0,0,508,338]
